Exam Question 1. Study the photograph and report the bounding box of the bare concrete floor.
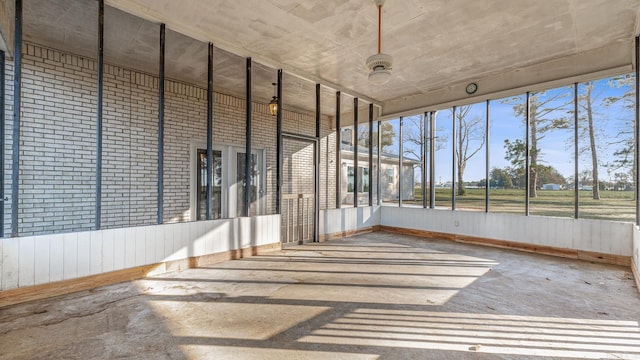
[1,232,639,359]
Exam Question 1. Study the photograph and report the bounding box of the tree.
[503,139,527,188]
[490,167,513,189]
[359,121,395,152]
[577,82,602,199]
[453,105,486,196]
[536,165,566,186]
[602,74,636,186]
[505,90,572,197]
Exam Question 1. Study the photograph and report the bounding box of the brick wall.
[2,42,338,236]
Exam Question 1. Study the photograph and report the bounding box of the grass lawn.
[393,188,635,222]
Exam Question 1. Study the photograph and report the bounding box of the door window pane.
[197,149,222,220]
[237,152,259,217]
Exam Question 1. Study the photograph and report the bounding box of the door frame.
[189,142,266,221]
[281,132,319,245]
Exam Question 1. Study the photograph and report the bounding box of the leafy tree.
[503,139,527,188]
[453,105,486,196]
[490,167,513,189]
[359,121,395,152]
[536,165,566,186]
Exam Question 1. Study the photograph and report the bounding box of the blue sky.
[375,74,635,183]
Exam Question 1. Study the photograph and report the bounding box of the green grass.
[394,188,635,222]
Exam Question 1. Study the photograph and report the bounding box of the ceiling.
[10,0,640,120]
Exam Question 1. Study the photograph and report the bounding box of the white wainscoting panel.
[0,215,280,291]
[381,207,633,256]
[319,206,381,236]
[633,226,640,277]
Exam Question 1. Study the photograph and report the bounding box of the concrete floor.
[1,232,639,359]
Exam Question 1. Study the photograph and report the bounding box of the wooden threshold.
[379,225,631,267]
[0,242,281,309]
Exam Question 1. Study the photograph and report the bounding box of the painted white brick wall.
[2,42,338,236]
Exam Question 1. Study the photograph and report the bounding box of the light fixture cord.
[377,4,382,54]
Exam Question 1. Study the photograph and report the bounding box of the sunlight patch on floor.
[299,308,640,359]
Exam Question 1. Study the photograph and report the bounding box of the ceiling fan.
[366,0,393,85]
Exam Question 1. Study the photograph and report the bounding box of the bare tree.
[452,105,486,195]
[578,82,602,199]
[507,90,572,197]
[603,74,636,185]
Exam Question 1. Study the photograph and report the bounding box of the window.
[577,75,635,221]
[490,95,526,214]
[529,86,574,218]
[435,110,454,209]
[387,168,394,184]
[455,103,486,211]
[347,166,370,193]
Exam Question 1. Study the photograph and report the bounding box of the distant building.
[542,183,562,190]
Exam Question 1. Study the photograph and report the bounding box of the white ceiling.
[11,0,640,118]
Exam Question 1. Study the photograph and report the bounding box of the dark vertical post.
[452,106,457,210]
[525,92,531,216]
[485,100,490,213]
[368,104,373,207]
[635,36,639,225]
[377,120,382,206]
[0,51,4,237]
[398,116,403,207]
[157,23,165,224]
[574,83,579,219]
[315,83,321,241]
[353,98,358,207]
[276,69,283,214]
[95,0,104,230]
[206,43,213,220]
[335,92,341,209]
[11,0,22,237]
[244,57,252,217]
[422,112,427,208]
[429,111,436,209]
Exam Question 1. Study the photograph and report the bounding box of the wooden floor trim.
[319,225,380,242]
[379,225,631,267]
[0,242,281,309]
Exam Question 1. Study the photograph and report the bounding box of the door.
[281,136,316,246]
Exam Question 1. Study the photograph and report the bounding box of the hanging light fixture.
[268,82,278,116]
[366,0,393,85]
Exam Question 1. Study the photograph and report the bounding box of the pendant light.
[268,82,278,116]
